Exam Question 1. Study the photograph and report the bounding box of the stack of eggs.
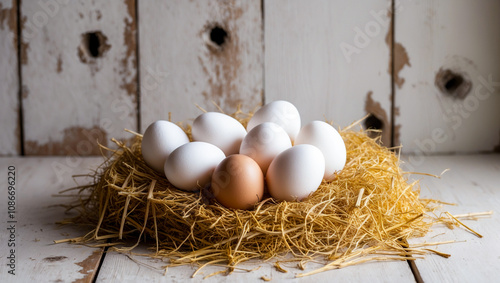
[141,100,347,210]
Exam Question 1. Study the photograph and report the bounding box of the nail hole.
[209,26,228,47]
[365,114,384,131]
[435,69,472,99]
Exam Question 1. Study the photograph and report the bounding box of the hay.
[58,110,473,277]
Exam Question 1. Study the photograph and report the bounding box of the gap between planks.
[91,246,109,283]
[16,0,25,155]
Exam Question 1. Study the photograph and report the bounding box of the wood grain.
[0,157,104,282]
[394,0,500,153]
[0,0,20,155]
[138,0,263,130]
[406,154,500,283]
[21,0,138,155]
[265,0,393,145]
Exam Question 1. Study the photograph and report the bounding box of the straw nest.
[60,110,444,277]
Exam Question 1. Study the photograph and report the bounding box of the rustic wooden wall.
[0,0,499,156]
[20,0,138,155]
[0,0,19,155]
[395,0,500,154]
[265,0,392,145]
[139,0,263,130]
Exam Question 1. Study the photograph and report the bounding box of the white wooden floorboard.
[96,245,415,283]
[2,155,497,282]
[405,154,500,283]
[0,157,104,282]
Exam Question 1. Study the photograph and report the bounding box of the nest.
[60,111,451,277]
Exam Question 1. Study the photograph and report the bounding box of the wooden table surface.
[0,154,498,282]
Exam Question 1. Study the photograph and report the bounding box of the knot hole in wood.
[364,114,384,131]
[435,68,472,99]
[204,24,229,50]
[78,31,111,63]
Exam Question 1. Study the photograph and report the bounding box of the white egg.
[141,120,190,173]
[192,112,247,156]
[295,121,346,180]
[247,100,301,143]
[239,122,291,174]
[165,142,225,191]
[266,144,325,201]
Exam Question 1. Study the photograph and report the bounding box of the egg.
[211,154,264,210]
[192,112,247,156]
[141,120,190,173]
[295,121,346,180]
[266,144,325,201]
[165,142,225,191]
[247,100,301,143]
[239,122,292,174]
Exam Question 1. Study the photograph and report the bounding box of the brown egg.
[211,154,264,210]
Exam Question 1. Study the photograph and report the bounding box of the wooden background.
[1,0,499,156]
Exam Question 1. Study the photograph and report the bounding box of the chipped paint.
[25,126,108,155]
[20,16,29,65]
[43,256,68,262]
[56,54,63,73]
[199,0,245,109]
[0,0,16,35]
[385,10,410,89]
[119,0,137,101]
[73,249,102,283]
[365,91,391,146]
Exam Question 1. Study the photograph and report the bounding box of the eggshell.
[266,144,325,201]
[141,120,190,173]
[192,112,247,156]
[246,100,301,143]
[295,121,346,180]
[165,142,225,191]
[239,122,292,174]
[211,154,264,210]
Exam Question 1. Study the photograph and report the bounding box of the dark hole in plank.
[87,32,101,58]
[365,114,384,130]
[444,75,464,93]
[435,68,472,99]
[210,26,228,46]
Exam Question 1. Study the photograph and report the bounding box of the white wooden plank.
[139,0,263,130]
[97,245,415,282]
[395,0,500,154]
[0,157,104,282]
[21,0,138,155]
[0,0,20,155]
[405,154,500,283]
[265,0,393,145]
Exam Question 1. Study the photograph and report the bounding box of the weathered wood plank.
[138,0,263,130]
[96,245,415,282]
[21,0,138,155]
[265,0,393,145]
[0,157,104,282]
[406,154,500,283]
[395,0,500,154]
[0,0,20,155]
